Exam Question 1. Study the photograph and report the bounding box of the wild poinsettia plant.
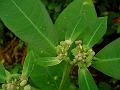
[0,0,120,90]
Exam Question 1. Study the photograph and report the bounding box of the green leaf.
[22,45,61,78]
[26,46,62,67]
[78,67,98,90]
[80,17,107,47]
[81,0,97,26]
[22,50,35,77]
[55,0,97,42]
[30,62,75,90]
[58,62,72,90]
[92,38,120,79]
[36,57,61,67]
[0,64,6,83]
[0,0,57,56]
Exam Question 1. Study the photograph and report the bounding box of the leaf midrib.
[94,57,120,62]
[23,51,35,77]
[10,0,55,50]
[38,57,60,63]
[69,3,84,40]
[87,22,102,46]
[83,69,90,90]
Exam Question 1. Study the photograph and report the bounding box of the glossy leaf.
[78,67,98,90]
[0,64,6,83]
[92,38,120,79]
[0,0,57,56]
[80,17,107,47]
[55,0,97,42]
[30,62,75,90]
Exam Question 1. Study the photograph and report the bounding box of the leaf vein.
[10,0,55,50]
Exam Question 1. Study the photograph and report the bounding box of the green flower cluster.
[2,75,31,90]
[56,40,72,61]
[72,40,95,68]
[57,40,95,68]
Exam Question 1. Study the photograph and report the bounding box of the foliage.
[0,0,120,90]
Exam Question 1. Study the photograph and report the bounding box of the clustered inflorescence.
[2,75,31,90]
[56,40,72,61]
[57,40,95,68]
[71,40,95,68]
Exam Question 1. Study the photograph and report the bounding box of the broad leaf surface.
[30,62,76,90]
[92,38,120,79]
[0,64,6,83]
[80,17,107,47]
[78,67,98,90]
[0,0,57,56]
[55,0,97,42]
[80,0,97,27]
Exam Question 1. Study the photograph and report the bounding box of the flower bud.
[24,85,31,90]
[7,83,11,90]
[20,80,27,87]
[2,84,6,89]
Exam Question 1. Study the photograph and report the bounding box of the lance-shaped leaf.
[35,57,61,67]
[80,17,107,48]
[82,0,97,26]
[27,45,62,67]
[30,62,75,90]
[22,50,35,77]
[78,67,98,90]
[92,38,120,79]
[0,0,57,56]
[0,64,6,83]
[22,46,61,77]
[55,0,97,42]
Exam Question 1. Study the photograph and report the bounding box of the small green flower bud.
[65,40,72,45]
[75,40,82,45]
[10,84,15,90]
[24,85,31,90]
[16,86,19,90]
[20,80,27,87]
[2,84,6,89]
[7,83,11,90]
